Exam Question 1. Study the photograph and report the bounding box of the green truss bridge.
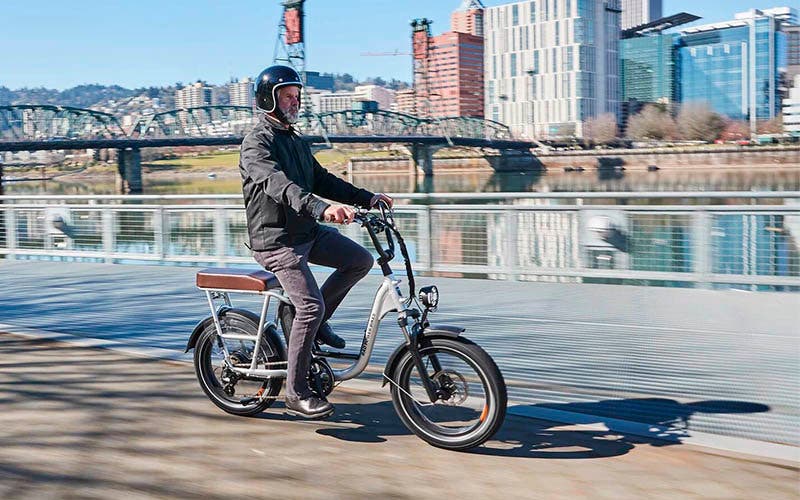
[0,104,537,192]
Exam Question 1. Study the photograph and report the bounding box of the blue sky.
[0,0,784,90]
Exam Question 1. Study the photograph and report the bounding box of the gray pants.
[253,226,374,399]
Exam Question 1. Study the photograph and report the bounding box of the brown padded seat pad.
[196,268,280,291]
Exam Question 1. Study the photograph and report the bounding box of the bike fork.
[406,330,444,403]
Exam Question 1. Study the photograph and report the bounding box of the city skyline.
[1,0,775,90]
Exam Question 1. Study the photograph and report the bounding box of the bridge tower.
[273,1,312,113]
[411,18,433,119]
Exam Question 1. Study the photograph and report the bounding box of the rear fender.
[184,307,287,361]
[381,324,464,387]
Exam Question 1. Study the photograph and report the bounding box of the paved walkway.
[0,334,797,500]
[0,260,798,450]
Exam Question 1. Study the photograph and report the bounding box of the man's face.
[276,85,300,124]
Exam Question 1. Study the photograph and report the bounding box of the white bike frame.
[199,273,412,383]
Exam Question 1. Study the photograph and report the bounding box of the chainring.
[308,358,335,397]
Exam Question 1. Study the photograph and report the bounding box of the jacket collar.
[262,113,295,133]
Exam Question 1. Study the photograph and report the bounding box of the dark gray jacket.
[239,116,374,251]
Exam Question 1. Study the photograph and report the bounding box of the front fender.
[381,324,464,387]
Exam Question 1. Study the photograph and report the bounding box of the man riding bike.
[239,65,392,419]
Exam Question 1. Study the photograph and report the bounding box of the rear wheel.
[389,337,507,451]
[194,311,284,416]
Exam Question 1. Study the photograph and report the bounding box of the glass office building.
[620,33,676,103]
[678,11,787,124]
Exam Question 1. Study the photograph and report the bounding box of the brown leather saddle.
[196,268,280,292]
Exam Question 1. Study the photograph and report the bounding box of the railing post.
[102,208,115,264]
[418,206,432,273]
[214,208,227,267]
[5,207,16,260]
[505,209,519,281]
[153,207,166,260]
[693,210,712,289]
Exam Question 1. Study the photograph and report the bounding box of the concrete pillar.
[411,144,435,177]
[116,148,142,194]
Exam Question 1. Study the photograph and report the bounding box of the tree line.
[584,103,784,145]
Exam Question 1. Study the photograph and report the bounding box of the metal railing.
[1,192,799,290]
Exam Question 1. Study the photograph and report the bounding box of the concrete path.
[0,260,798,450]
[0,334,797,500]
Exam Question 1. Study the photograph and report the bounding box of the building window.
[511,53,518,77]
[566,0,571,18]
[530,1,536,23]
[566,46,573,71]
[555,20,560,45]
[512,4,519,25]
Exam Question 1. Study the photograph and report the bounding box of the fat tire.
[194,310,284,416]
[389,336,507,451]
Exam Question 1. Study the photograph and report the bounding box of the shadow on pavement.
[471,397,771,459]
[252,397,771,459]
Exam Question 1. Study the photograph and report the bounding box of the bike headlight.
[418,285,439,310]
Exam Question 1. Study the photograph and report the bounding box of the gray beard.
[281,107,299,124]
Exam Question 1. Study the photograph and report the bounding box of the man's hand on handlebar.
[369,193,394,208]
[322,204,356,224]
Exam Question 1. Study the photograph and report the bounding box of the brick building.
[412,2,485,118]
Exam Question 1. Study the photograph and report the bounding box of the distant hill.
[0,84,140,107]
[0,75,410,110]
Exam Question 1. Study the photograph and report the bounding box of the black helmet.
[254,65,303,113]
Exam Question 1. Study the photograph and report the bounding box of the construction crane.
[360,50,411,56]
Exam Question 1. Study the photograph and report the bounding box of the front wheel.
[389,337,507,451]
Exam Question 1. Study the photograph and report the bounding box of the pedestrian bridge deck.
[0,260,797,449]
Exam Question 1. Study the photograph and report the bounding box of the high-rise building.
[354,85,396,110]
[315,91,356,113]
[175,82,214,109]
[784,74,800,135]
[305,71,335,92]
[451,0,485,37]
[678,9,788,128]
[228,78,254,108]
[620,34,676,105]
[392,89,417,115]
[484,0,621,139]
[412,8,485,119]
[621,0,662,30]
[744,7,798,27]
[786,25,800,82]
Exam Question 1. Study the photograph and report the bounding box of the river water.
[3,166,800,195]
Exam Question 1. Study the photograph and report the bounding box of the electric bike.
[186,203,507,450]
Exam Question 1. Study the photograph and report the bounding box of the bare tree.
[583,113,618,145]
[719,120,750,142]
[676,103,725,142]
[757,116,783,134]
[625,104,676,141]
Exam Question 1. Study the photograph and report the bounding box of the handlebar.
[353,203,395,262]
[353,201,416,298]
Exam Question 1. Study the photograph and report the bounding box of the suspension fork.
[404,322,445,403]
